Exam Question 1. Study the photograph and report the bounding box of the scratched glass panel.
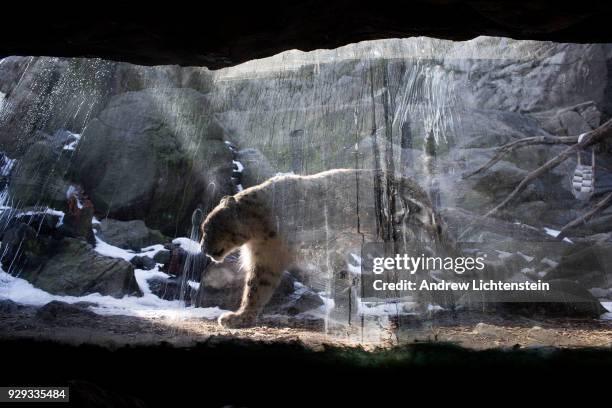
[0,37,610,348]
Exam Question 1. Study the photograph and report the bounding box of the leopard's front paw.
[218,311,256,328]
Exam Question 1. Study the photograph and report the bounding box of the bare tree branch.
[463,135,578,179]
[556,192,612,240]
[465,101,603,179]
[484,118,612,218]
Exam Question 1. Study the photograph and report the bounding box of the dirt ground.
[390,312,612,349]
[1,302,611,350]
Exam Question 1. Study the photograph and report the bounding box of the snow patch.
[347,253,362,276]
[65,185,84,208]
[310,292,335,317]
[62,132,81,151]
[427,304,444,312]
[65,185,77,200]
[12,207,65,228]
[495,250,513,259]
[602,302,612,320]
[358,300,419,316]
[44,209,65,227]
[94,236,137,261]
[140,244,165,256]
[517,252,534,262]
[540,257,558,268]
[134,268,171,295]
[232,160,244,172]
[225,140,245,194]
[347,262,361,276]
[543,227,573,243]
[172,237,201,254]
[94,237,164,262]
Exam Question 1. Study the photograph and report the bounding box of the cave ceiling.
[3,1,612,68]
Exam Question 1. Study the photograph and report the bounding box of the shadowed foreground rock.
[35,301,97,322]
[0,333,611,407]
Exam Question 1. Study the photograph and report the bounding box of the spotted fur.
[200,169,447,328]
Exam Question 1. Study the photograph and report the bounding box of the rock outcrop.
[0,217,140,298]
[71,88,233,235]
[98,219,168,251]
[8,136,74,209]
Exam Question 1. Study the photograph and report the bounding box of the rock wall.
[1,37,611,234]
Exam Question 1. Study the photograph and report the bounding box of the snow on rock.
[347,263,361,276]
[540,257,558,268]
[302,292,334,318]
[226,140,245,194]
[517,252,534,262]
[45,209,65,227]
[187,280,200,291]
[94,236,137,261]
[602,302,612,321]
[139,244,165,256]
[427,304,445,312]
[0,228,223,319]
[357,300,419,316]
[543,227,573,243]
[134,267,171,295]
[172,237,201,254]
[232,160,244,172]
[347,253,361,276]
[0,265,226,320]
[495,250,513,259]
[62,132,81,151]
[65,185,77,199]
[65,185,84,209]
[94,236,164,262]
[12,207,65,227]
